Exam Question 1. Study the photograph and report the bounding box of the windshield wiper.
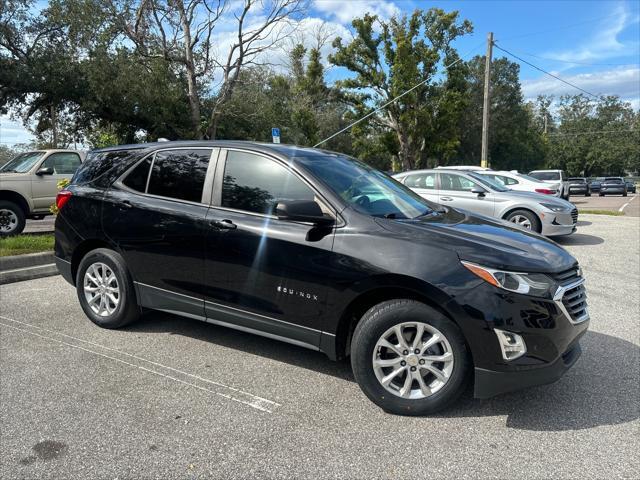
[0,169,17,173]
[384,213,397,219]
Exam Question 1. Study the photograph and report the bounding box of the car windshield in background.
[529,172,560,181]
[604,178,623,183]
[568,178,586,184]
[515,173,546,183]
[297,153,436,219]
[467,172,509,192]
[0,151,45,173]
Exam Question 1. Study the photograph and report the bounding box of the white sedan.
[475,170,562,197]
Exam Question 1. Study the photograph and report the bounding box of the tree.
[329,9,472,171]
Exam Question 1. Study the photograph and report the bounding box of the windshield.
[297,153,437,219]
[529,171,560,181]
[568,178,585,183]
[467,172,509,192]
[0,151,45,173]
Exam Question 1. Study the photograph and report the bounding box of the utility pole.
[481,32,493,169]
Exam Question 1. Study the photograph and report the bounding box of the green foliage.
[0,234,54,256]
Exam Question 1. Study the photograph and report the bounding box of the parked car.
[588,178,602,193]
[624,179,637,194]
[394,169,577,236]
[567,177,591,196]
[599,177,628,196]
[55,141,589,415]
[435,165,491,171]
[528,169,570,200]
[475,170,561,196]
[0,149,85,236]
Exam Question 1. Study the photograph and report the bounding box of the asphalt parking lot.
[572,193,639,216]
[1,214,638,479]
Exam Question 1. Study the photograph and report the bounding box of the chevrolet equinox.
[55,141,589,415]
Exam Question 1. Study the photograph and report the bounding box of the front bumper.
[540,209,577,236]
[443,272,589,399]
[474,338,583,398]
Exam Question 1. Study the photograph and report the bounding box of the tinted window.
[404,172,436,189]
[222,151,315,214]
[529,171,560,181]
[73,150,139,186]
[298,153,436,219]
[604,177,623,183]
[123,157,152,192]
[147,149,211,202]
[42,152,82,174]
[440,173,483,192]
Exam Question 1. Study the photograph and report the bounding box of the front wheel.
[585,192,591,197]
[351,300,469,416]
[76,248,140,329]
[623,192,627,197]
[505,209,542,233]
[0,201,26,237]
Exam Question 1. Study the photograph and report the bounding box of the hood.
[0,171,30,180]
[375,208,576,273]
[504,190,573,208]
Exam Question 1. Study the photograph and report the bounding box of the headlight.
[461,261,555,298]
[540,202,569,212]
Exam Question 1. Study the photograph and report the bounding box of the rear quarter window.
[72,150,144,187]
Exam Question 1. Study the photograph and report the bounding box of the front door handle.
[120,200,133,209]
[210,219,237,230]
[440,197,453,201]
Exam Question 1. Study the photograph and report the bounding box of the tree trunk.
[176,1,202,139]
[49,104,58,148]
[397,130,414,171]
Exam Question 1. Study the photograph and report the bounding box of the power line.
[494,48,639,67]
[493,43,599,98]
[314,40,486,148]
[548,129,638,137]
[498,10,640,41]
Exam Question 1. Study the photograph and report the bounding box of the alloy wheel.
[83,262,120,317]
[0,209,18,234]
[509,214,532,229]
[372,322,454,399]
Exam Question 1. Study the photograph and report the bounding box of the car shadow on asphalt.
[125,314,638,432]
[554,233,604,246]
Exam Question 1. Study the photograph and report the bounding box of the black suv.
[55,141,589,415]
[567,177,590,196]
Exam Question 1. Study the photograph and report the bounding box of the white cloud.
[0,115,34,146]
[545,4,640,64]
[522,67,640,105]
[313,0,400,24]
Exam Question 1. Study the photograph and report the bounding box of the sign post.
[271,127,281,144]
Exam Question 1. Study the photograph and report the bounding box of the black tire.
[0,200,26,237]
[351,300,470,416]
[76,248,140,329]
[623,192,627,197]
[585,192,591,197]
[504,209,542,233]
[599,193,605,197]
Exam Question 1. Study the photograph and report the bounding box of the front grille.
[561,283,588,321]
[551,266,580,284]
[571,208,578,224]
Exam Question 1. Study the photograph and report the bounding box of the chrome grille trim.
[553,277,589,324]
[570,208,578,224]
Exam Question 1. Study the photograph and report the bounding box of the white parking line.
[0,315,281,413]
[619,195,637,212]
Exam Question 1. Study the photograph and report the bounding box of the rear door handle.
[210,219,237,230]
[440,197,453,201]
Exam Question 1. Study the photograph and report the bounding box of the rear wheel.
[351,300,469,416]
[599,193,605,197]
[623,192,627,197]
[505,209,541,233]
[0,201,26,237]
[76,248,140,329]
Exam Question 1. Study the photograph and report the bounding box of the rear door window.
[439,173,482,192]
[404,173,436,189]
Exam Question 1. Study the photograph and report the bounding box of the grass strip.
[0,234,55,257]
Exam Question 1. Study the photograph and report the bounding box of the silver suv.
[394,169,577,236]
[0,149,84,236]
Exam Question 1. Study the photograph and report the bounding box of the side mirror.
[36,167,54,176]
[471,187,486,196]
[274,200,334,226]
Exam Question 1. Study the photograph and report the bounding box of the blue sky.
[2,0,639,146]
